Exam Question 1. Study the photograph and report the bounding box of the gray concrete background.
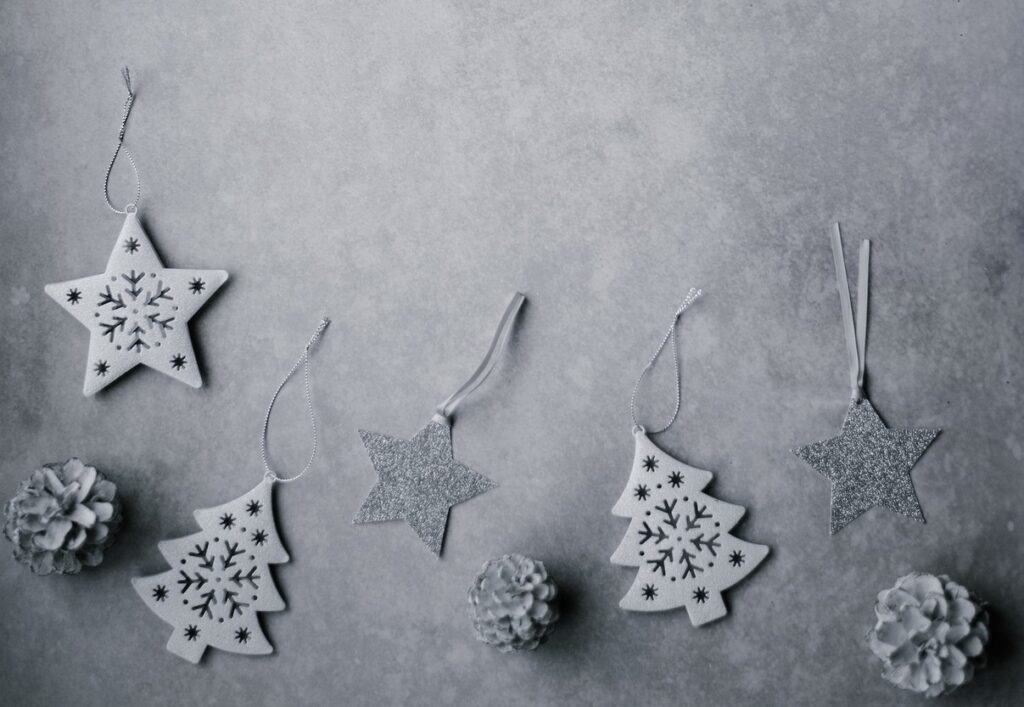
[1,2,1022,705]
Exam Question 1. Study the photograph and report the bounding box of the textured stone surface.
[1,2,1022,705]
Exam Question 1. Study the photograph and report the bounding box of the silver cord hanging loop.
[630,287,703,435]
[103,66,141,214]
[261,318,331,484]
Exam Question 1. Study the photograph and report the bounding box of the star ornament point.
[793,398,939,535]
[354,419,497,556]
[44,214,228,395]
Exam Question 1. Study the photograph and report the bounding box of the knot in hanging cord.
[103,66,141,214]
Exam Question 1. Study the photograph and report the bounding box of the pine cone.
[867,572,989,698]
[468,553,560,652]
[3,459,122,575]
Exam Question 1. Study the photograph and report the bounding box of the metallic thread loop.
[629,287,702,435]
[103,67,141,215]
[260,318,331,484]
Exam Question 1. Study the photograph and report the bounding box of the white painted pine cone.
[468,553,560,652]
[3,459,122,575]
[868,572,989,697]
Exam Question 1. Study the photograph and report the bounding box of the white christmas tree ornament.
[132,480,287,662]
[612,289,768,625]
[134,318,329,662]
[611,431,768,624]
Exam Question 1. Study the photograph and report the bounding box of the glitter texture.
[793,398,939,534]
[354,419,497,555]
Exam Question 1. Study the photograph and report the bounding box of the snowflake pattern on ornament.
[133,480,287,663]
[612,431,768,625]
[45,214,227,395]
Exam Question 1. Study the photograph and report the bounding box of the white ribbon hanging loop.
[830,222,870,401]
[434,292,526,422]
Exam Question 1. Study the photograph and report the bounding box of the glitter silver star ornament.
[356,421,497,555]
[354,293,526,556]
[45,214,227,395]
[794,399,939,534]
[793,224,940,534]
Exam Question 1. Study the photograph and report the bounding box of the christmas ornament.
[867,572,989,697]
[611,289,768,625]
[793,224,940,534]
[354,292,525,556]
[3,458,122,575]
[468,553,559,653]
[133,318,329,663]
[44,68,227,395]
